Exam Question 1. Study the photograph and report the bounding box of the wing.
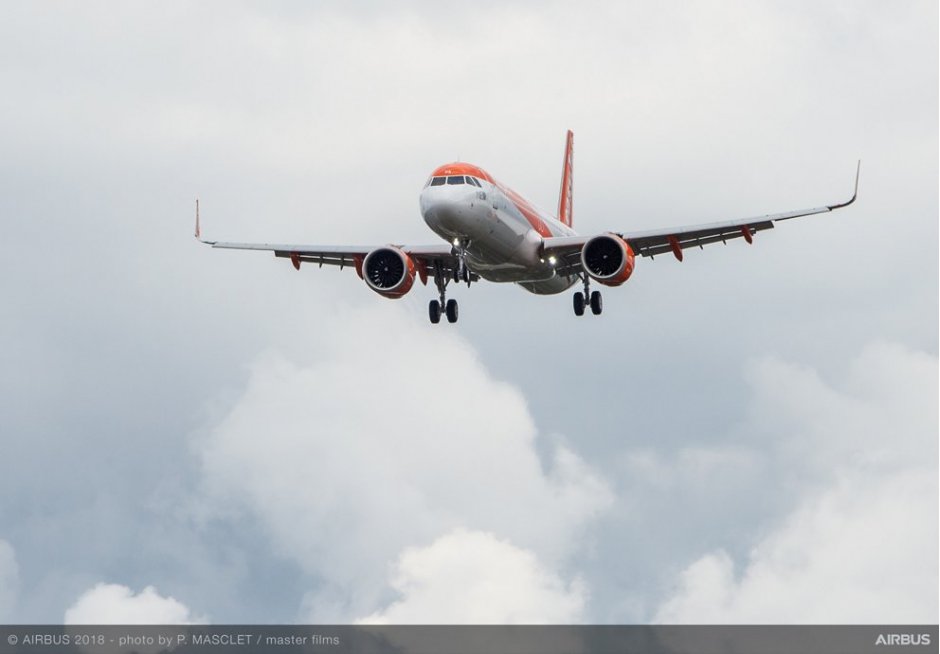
[194,202,458,281]
[543,162,860,275]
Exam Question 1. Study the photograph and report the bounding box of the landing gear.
[590,290,603,315]
[429,261,466,324]
[429,298,458,324]
[573,275,603,317]
[445,299,459,323]
[453,239,472,286]
[573,292,585,316]
[429,300,442,324]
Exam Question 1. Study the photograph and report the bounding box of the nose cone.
[420,163,493,240]
[421,185,479,237]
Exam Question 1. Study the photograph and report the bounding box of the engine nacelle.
[362,246,416,299]
[580,233,635,287]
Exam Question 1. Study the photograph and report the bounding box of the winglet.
[194,199,216,245]
[827,160,860,211]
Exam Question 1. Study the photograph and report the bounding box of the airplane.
[196,131,859,324]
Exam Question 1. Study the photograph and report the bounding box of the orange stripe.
[430,162,495,183]
[502,186,553,238]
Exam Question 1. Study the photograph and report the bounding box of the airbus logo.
[875,633,932,646]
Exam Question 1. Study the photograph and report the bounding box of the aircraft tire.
[573,292,585,316]
[429,300,442,324]
[445,299,459,323]
[590,290,603,315]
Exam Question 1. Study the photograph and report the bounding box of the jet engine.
[362,246,416,298]
[580,233,635,287]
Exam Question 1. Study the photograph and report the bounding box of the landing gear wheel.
[429,300,442,324]
[573,292,585,316]
[590,290,603,315]
[445,298,459,323]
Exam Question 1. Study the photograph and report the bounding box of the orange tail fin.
[557,130,574,227]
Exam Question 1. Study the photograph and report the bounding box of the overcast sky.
[0,1,936,624]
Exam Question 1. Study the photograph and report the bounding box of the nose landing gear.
[452,239,472,287]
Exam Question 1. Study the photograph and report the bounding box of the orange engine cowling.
[362,246,416,299]
[580,233,635,287]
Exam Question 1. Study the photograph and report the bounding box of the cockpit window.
[467,177,481,187]
[447,176,465,185]
[430,176,446,186]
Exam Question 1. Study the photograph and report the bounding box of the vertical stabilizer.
[557,130,574,227]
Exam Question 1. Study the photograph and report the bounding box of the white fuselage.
[419,171,578,295]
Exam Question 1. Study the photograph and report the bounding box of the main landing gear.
[573,274,602,317]
[429,261,462,324]
[429,243,477,324]
[429,298,458,324]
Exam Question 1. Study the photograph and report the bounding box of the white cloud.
[0,540,18,620]
[654,342,938,623]
[196,303,612,620]
[655,471,935,623]
[358,529,585,624]
[64,584,205,624]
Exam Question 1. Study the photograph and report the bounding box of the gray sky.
[0,0,936,623]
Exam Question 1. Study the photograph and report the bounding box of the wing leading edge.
[543,162,860,274]
[195,202,457,277]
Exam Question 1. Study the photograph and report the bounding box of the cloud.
[358,529,585,624]
[654,342,937,623]
[64,584,205,624]
[0,540,17,620]
[654,471,935,623]
[196,303,612,620]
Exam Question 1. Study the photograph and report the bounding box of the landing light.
[548,256,557,265]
